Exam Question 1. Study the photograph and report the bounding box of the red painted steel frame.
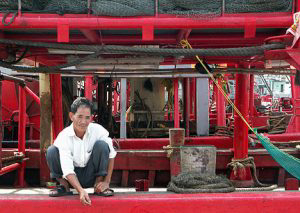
[24,86,40,105]
[1,192,300,213]
[0,81,1,169]
[173,78,179,128]
[84,76,93,100]
[0,14,292,29]
[50,74,63,139]
[183,78,190,136]
[249,74,255,121]
[233,74,250,159]
[0,163,21,176]
[17,86,26,187]
[217,78,226,126]
[231,73,252,183]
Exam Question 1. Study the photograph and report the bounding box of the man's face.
[69,106,92,137]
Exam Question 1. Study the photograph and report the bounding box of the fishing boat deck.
[0,187,300,213]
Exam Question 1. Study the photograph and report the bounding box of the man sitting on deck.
[46,97,116,206]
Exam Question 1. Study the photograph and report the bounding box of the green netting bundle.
[44,0,88,14]
[225,0,293,13]
[0,0,48,11]
[257,133,300,180]
[91,0,154,16]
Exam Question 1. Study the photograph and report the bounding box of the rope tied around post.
[227,156,269,187]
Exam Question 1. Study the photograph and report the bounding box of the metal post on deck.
[190,78,196,119]
[17,86,26,187]
[173,78,179,128]
[85,76,93,100]
[120,78,127,138]
[196,76,209,136]
[231,72,253,187]
[183,78,190,136]
[249,74,255,122]
[216,78,226,127]
[39,73,52,186]
[113,81,118,115]
[0,81,2,170]
[50,74,63,139]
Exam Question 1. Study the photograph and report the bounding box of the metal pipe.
[173,78,179,128]
[0,163,21,176]
[184,78,190,136]
[18,86,26,154]
[120,78,127,138]
[50,74,63,139]
[249,74,255,121]
[0,73,25,85]
[113,81,118,115]
[17,86,26,187]
[0,14,292,29]
[233,73,250,159]
[24,86,40,105]
[0,81,2,169]
[84,76,93,100]
[217,78,226,126]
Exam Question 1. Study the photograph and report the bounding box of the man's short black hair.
[70,97,93,114]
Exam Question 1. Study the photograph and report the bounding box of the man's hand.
[79,189,91,206]
[94,181,109,193]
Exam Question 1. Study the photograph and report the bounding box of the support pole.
[84,76,93,100]
[249,74,255,122]
[216,78,226,126]
[120,78,127,138]
[17,86,26,187]
[39,73,52,186]
[173,78,179,128]
[0,81,2,169]
[113,81,118,115]
[190,78,196,119]
[50,74,63,139]
[231,73,253,187]
[183,78,190,136]
[196,77,209,136]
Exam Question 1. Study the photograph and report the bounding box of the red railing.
[0,74,40,187]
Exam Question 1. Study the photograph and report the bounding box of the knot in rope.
[227,157,254,176]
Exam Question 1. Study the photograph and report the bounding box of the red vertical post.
[84,76,93,101]
[184,78,190,136]
[17,86,26,187]
[0,81,2,169]
[50,74,63,139]
[113,81,118,115]
[216,78,226,126]
[249,74,255,122]
[294,80,300,132]
[174,78,179,128]
[231,73,253,187]
[190,78,195,119]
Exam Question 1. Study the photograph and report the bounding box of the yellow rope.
[180,39,255,133]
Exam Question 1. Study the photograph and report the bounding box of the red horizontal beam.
[6,33,271,46]
[0,13,292,29]
[0,163,21,176]
[2,192,300,213]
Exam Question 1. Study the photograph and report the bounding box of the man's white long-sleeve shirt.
[54,122,117,178]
